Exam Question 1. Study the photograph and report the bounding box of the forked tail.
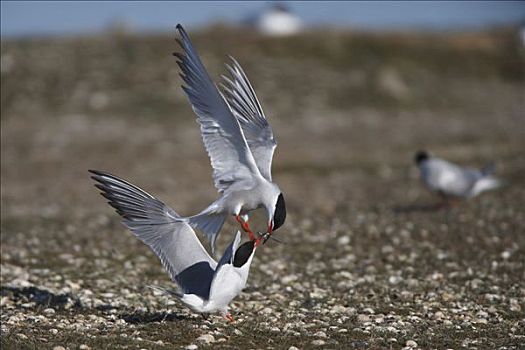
[471,175,503,197]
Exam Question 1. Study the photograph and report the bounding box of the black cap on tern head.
[414,150,429,165]
[233,240,256,268]
[273,193,286,231]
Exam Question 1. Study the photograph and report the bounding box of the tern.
[173,24,286,251]
[415,150,502,204]
[89,170,260,321]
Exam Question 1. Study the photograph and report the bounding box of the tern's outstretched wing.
[221,57,277,181]
[174,24,260,193]
[89,170,217,299]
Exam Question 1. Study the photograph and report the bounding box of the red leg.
[225,313,234,323]
[235,215,256,240]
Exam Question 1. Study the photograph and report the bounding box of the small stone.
[311,339,326,346]
[330,305,349,314]
[510,298,522,312]
[185,345,198,350]
[17,333,28,340]
[234,329,243,336]
[434,311,445,320]
[196,334,215,344]
[261,307,273,314]
[406,340,417,348]
[387,338,397,343]
[363,307,375,314]
[314,331,327,338]
[474,318,488,325]
[288,347,299,350]
[49,328,59,335]
[356,314,370,323]
[53,347,66,350]
[337,236,350,245]
[79,345,91,350]
[43,308,55,315]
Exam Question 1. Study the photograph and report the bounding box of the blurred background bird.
[414,150,503,207]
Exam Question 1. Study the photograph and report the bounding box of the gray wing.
[221,57,277,181]
[174,24,260,193]
[89,170,217,299]
[422,159,481,197]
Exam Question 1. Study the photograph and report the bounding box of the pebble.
[474,318,488,325]
[185,345,198,350]
[43,308,55,315]
[17,333,28,340]
[288,347,299,350]
[79,345,91,350]
[406,340,418,348]
[330,305,349,314]
[196,334,215,344]
[53,347,66,350]
[434,311,444,320]
[314,331,327,338]
[356,314,370,323]
[49,328,59,335]
[311,339,326,346]
[234,329,243,336]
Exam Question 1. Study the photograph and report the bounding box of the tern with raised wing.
[415,150,502,203]
[90,170,259,321]
[173,24,286,251]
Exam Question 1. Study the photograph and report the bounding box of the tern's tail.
[147,285,183,298]
[188,213,227,254]
[470,175,502,197]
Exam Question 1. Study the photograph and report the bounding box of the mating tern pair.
[415,150,502,203]
[90,24,285,318]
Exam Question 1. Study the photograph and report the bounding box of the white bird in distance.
[415,150,502,205]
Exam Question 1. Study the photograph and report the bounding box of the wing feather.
[89,170,217,299]
[221,56,277,181]
[175,24,260,193]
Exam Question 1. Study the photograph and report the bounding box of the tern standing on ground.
[414,150,502,204]
[90,170,259,321]
[173,24,286,251]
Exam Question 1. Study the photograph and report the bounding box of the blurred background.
[1,1,525,348]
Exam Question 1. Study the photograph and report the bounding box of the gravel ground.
[1,27,524,349]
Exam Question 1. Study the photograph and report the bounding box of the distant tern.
[415,150,502,203]
[90,170,260,321]
[173,24,286,251]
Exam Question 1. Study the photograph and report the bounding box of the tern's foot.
[225,313,234,323]
[235,215,256,240]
